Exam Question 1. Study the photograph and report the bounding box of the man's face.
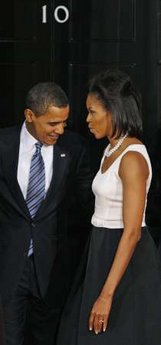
[25,105,69,145]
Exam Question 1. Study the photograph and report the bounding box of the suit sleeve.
[67,137,94,234]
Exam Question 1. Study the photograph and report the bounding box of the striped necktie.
[26,142,45,255]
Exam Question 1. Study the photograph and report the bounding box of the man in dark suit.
[0,82,94,345]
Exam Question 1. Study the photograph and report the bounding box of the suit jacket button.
[31,222,36,227]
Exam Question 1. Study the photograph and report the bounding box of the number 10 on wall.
[42,5,69,23]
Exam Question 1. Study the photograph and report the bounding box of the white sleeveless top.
[91,144,152,228]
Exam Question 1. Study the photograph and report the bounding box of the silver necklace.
[105,133,128,157]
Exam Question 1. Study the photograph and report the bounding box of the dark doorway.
[0,0,161,238]
[0,0,53,126]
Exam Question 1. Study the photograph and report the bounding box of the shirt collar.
[20,122,38,153]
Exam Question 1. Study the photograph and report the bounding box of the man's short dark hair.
[88,69,142,139]
[25,82,69,116]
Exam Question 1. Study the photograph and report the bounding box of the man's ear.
[24,109,34,122]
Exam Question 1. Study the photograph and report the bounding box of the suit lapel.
[2,126,30,218]
[35,143,70,219]
[51,144,70,195]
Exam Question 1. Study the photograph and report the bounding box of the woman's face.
[86,93,113,139]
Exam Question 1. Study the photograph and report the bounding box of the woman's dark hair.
[88,69,142,138]
[25,82,69,116]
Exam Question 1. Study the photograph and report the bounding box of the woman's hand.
[89,294,113,334]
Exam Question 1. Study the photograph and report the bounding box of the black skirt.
[57,227,161,345]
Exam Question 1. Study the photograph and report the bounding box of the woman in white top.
[57,70,161,345]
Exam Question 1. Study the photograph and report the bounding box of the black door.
[1,0,161,240]
[0,0,53,126]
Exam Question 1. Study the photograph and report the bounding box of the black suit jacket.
[0,125,94,307]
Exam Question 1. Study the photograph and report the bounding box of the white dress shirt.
[17,122,53,199]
